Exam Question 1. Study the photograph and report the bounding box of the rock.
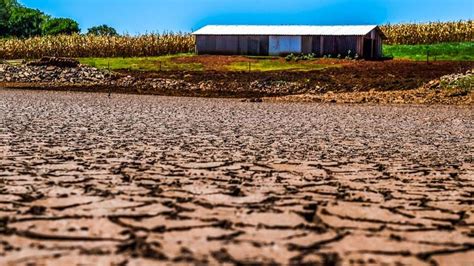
[0,62,113,85]
[423,69,473,91]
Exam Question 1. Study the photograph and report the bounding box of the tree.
[87,24,118,36]
[3,0,19,8]
[0,1,8,35]
[1,0,82,38]
[0,0,20,36]
[42,18,80,35]
[8,6,46,37]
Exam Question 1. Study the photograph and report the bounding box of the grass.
[78,53,203,72]
[228,60,329,72]
[79,54,335,72]
[384,42,474,61]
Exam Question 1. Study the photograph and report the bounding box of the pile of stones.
[0,58,111,84]
[0,56,311,96]
[424,69,473,90]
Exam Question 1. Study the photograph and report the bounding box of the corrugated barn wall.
[196,35,269,55]
[195,28,384,58]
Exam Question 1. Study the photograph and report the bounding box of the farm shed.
[192,25,386,59]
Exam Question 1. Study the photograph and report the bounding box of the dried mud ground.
[0,89,473,266]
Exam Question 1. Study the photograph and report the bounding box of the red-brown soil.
[120,60,473,93]
[1,60,473,103]
[0,89,472,265]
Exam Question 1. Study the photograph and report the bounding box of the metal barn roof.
[192,25,381,36]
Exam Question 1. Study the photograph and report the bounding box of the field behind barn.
[0,20,472,62]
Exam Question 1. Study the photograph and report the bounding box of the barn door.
[269,36,302,56]
[363,39,373,59]
[302,36,312,54]
[312,36,321,55]
[373,39,379,58]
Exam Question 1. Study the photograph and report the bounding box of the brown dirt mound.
[2,59,473,104]
[266,88,474,105]
[121,60,474,93]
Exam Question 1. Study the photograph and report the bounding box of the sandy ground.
[0,89,473,265]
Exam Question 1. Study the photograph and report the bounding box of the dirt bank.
[1,59,473,104]
[266,87,473,105]
[126,60,472,93]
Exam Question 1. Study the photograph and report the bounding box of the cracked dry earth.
[0,89,473,266]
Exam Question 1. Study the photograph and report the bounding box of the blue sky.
[21,0,474,34]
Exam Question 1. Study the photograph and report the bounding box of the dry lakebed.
[0,89,473,265]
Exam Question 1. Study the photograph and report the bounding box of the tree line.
[0,0,118,38]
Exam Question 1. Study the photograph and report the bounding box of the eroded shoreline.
[1,59,473,104]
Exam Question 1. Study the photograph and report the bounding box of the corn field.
[381,20,473,45]
[0,32,195,60]
[0,21,473,59]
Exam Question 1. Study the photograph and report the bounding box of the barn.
[192,25,386,59]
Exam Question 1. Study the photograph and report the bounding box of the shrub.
[87,24,119,36]
[345,50,353,60]
[42,18,80,36]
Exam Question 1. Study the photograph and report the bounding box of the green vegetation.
[42,18,80,36]
[285,53,316,61]
[79,54,203,72]
[87,24,118,36]
[0,0,18,35]
[0,0,80,37]
[228,60,329,72]
[6,5,45,38]
[384,42,474,61]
